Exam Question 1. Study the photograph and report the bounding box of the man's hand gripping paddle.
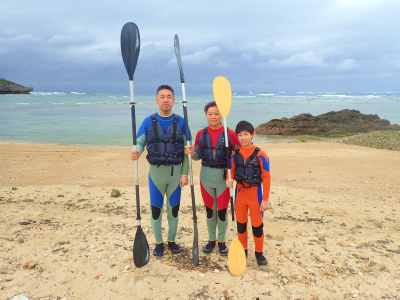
[213,76,246,276]
[121,22,150,268]
[174,34,199,266]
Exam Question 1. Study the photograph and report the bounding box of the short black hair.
[204,101,217,113]
[157,85,174,96]
[235,120,254,135]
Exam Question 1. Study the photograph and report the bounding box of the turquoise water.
[1,91,399,146]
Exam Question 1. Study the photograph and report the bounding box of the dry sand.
[1,141,399,300]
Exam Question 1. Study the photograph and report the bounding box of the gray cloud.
[268,52,329,69]
[1,0,400,92]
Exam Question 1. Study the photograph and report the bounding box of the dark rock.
[256,109,400,135]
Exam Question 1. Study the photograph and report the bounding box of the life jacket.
[146,114,184,166]
[198,128,231,169]
[233,147,262,187]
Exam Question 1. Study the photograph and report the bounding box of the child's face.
[237,130,255,147]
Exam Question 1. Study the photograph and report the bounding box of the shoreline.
[2,129,399,151]
[1,141,400,299]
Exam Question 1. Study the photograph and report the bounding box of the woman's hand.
[184,145,194,157]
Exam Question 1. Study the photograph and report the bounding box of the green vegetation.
[0,78,15,85]
[111,189,121,197]
[315,132,355,138]
[0,78,33,94]
[341,130,400,151]
[267,130,400,151]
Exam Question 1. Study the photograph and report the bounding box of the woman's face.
[206,106,223,129]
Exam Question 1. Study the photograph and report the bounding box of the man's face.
[156,89,175,115]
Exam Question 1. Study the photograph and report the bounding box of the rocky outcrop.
[0,79,33,94]
[256,109,400,135]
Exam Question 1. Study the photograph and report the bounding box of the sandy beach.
[1,141,399,300]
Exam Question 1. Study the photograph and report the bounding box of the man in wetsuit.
[130,85,189,257]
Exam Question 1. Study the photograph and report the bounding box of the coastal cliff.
[0,78,33,94]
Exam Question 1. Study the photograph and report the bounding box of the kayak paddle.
[213,76,246,276]
[174,34,199,266]
[121,22,150,268]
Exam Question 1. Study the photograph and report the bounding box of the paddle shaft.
[174,35,198,218]
[183,90,200,266]
[223,119,238,237]
[182,86,197,219]
[223,109,247,276]
[130,82,141,224]
[175,34,199,266]
[130,91,150,268]
[212,76,246,275]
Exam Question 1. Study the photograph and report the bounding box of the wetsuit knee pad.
[206,206,213,219]
[172,204,180,218]
[252,223,264,238]
[237,221,247,234]
[151,205,162,220]
[217,208,227,222]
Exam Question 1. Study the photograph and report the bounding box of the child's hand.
[226,179,234,188]
[184,145,194,156]
[130,150,140,161]
[260,201,269,212]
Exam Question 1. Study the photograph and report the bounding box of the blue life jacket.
[233,147,262,187]
[146,114,184,166]
[198,128,231,169]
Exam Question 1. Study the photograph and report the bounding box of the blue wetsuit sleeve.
[258,151,270,172]
[258,149,271,201]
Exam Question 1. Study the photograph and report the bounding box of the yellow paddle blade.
[228,237,246,275]
[213,76,232,119]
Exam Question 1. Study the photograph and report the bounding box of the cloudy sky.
[1,0,400,93]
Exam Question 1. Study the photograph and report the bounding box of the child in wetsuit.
[226,120,271,266]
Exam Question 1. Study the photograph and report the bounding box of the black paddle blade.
[121,22,140,81]
[133,226,150,268]
[174,34,185,83]
[192,223,199,266]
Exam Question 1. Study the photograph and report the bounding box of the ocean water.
[1,91,399,146]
